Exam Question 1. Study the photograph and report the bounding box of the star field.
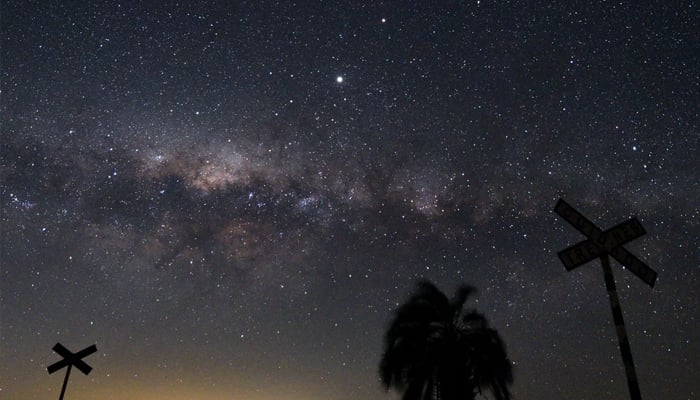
[1,1,698,399]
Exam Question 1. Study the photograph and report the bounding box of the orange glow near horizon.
[7,364,378,400]
[11,377,332,400]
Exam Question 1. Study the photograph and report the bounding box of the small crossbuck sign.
[47,343,97,375]
[48,343,97,400]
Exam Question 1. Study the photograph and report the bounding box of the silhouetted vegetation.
[380,280,512,400]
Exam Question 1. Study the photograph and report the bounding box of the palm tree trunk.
[432,371,441,400]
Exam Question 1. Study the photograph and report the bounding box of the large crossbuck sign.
[48,343,97,400]
[554,199,658,400]
[555,199,657,287]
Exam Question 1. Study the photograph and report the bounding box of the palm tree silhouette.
[380,280,513,400]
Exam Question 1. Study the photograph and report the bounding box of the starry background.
[1,1,698,399]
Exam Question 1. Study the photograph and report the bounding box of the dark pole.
[601,254,642,400]
[58,364,72,400]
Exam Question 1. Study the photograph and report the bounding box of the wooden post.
[601,254,642,400]
[58,364,72,400]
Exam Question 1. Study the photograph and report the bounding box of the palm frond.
[380,280,512,400]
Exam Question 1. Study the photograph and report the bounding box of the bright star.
[336,76,343,83]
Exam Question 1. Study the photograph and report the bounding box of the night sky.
[1,1,698,399]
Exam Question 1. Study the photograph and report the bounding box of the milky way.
[1,1,698,399]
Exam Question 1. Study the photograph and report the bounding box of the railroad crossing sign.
[47,343,97,400]
[554,199,657,287]
[554,199,658,400]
